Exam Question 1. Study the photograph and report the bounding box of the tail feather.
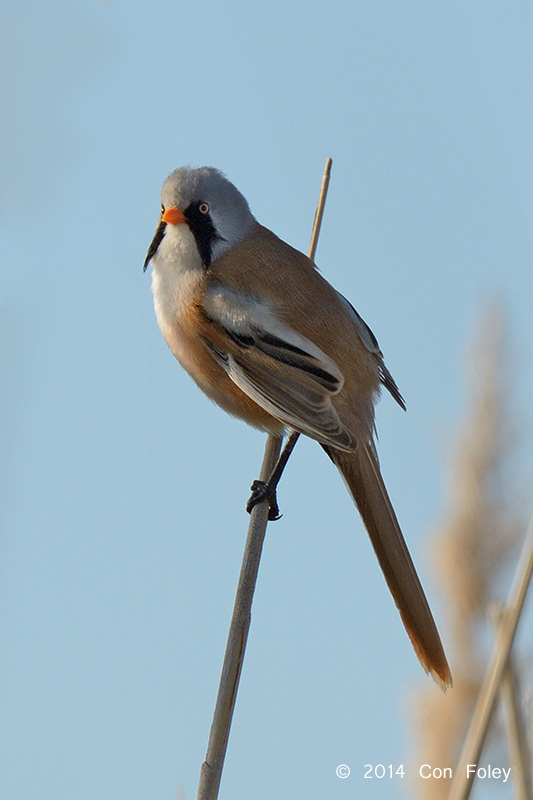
[327,443,452,690]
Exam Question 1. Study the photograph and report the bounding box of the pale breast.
[149,232,205,371]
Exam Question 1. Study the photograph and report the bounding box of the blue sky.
[2,2,533,798]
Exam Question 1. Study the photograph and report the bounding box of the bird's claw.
[246,479,282,521]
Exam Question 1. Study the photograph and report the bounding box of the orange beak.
[162,206,186,225]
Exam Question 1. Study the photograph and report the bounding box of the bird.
[143,165,452,689]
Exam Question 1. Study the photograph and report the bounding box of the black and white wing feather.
[335,291,405,410]
[201,285,354,450]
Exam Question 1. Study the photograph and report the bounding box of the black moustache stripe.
[143,219,167,272]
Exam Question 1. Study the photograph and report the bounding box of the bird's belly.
[152,266,203,372]
[151,265,283,435]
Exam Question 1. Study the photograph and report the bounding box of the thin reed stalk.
[496,618,533,800]
[196,159,333,800]
[447,517,533,800]
[410,306,526,800]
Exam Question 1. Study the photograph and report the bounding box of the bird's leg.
[246,432,301,521]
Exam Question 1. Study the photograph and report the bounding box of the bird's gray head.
[144,166,256,272]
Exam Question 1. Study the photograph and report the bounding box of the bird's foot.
[246,479,282,521]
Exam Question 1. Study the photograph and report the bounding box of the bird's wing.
[335,291,405,410]
[200,284,354,450]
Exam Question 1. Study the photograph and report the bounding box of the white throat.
[149,224,204,354]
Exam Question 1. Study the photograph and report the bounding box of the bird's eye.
[198,202,210,215]
[160,204,165,216]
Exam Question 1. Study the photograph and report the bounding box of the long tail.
[326,442,452,690]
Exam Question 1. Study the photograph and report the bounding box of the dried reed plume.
[409,302,525,799]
